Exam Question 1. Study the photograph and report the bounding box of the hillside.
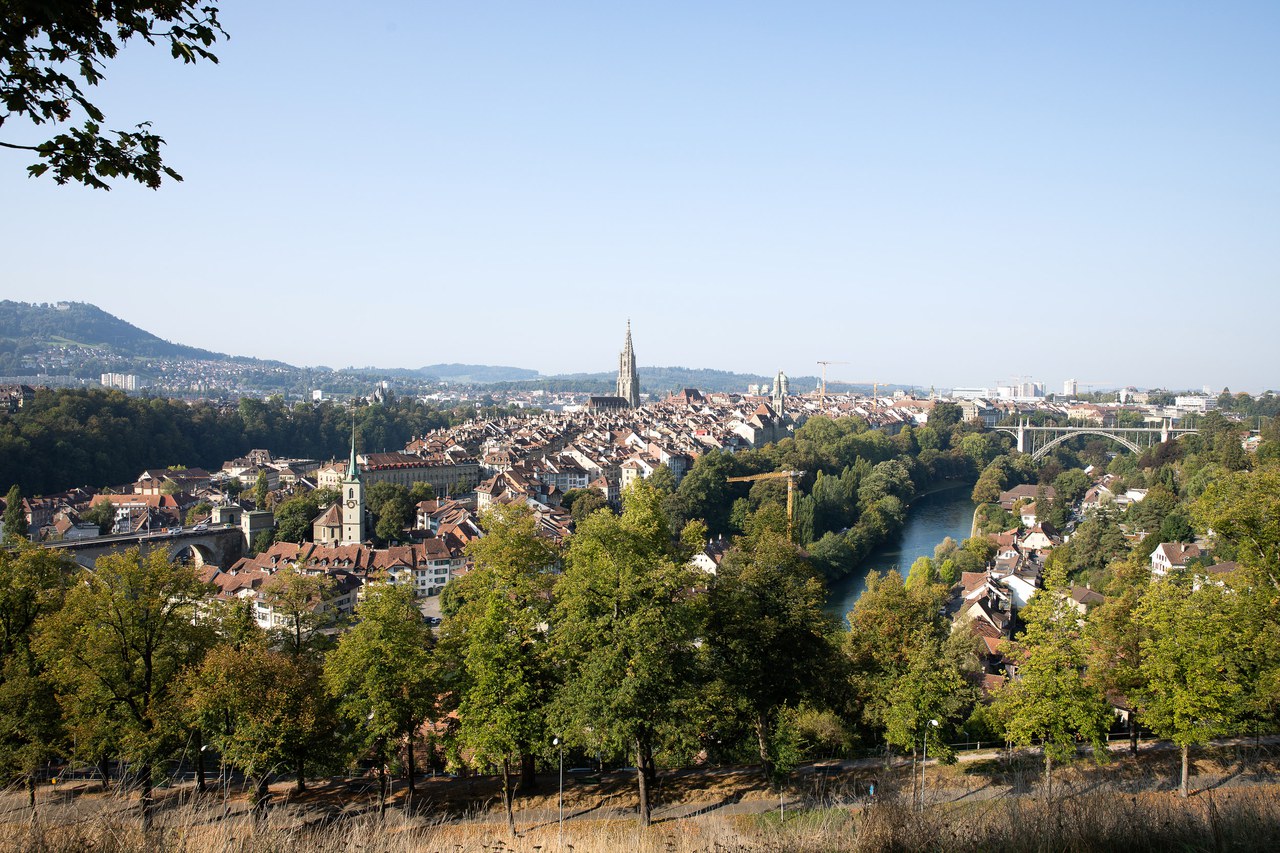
[0,300,225,360]
[419,363,541,383]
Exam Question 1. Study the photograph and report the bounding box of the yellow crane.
[816,360,849,406]
[725,470,803,541]
[830,379,888,399]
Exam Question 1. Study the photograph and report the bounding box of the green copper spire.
[345,418,360,481]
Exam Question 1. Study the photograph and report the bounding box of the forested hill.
[489,366,831,395]
[419,363,540,383]
[1,300,230,361]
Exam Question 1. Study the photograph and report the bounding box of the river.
[824,485,977,623]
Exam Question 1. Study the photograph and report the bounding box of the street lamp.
[553,736,564,849]
[920,719,939,811]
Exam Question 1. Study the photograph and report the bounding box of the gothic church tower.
[616,320,641,408]
[340,424,365,545]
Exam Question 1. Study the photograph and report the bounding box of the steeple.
[616,320,641,408]
[345,417,360,481]
[341,417,364,544]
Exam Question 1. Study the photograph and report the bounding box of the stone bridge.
[42,524,245,570]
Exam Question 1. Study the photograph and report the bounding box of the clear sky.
[3,2,1277,392]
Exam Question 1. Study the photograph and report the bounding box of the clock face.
[346,500,357,508]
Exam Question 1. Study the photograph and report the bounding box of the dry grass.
[4,747,1280,852]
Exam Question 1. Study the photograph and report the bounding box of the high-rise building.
[616,320,640,408]
[1063,379,1078,397]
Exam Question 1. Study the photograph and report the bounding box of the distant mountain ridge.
[0,302,896,396]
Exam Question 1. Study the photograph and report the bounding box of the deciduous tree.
[447,504,558,835]
[550,481,701,827]
[0,2,227,188]
[35,548,213,827]
[324,585,437,814]
[0,547,74,810]
[704,528,840,785]
[994,566,1111,792]
[1136,576,1243,797]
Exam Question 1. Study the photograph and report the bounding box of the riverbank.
[825,485,978,619]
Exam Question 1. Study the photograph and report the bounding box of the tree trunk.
[252,774,271,823]
[501,756,517,837]
[97,756,111,792]
[195,729,207,794]
[1044,751,1052,798]
[377,760,388,817]
[755,712,775,785]
[405,737,417,811]
[27,774,36,816]
[138,763,154,831]
[635,740,651,828]
[295,755,306,793]
[520,751,538,792]
[641,742,657,790]
[1129,712,1139,756]
[1180,744,1190,798]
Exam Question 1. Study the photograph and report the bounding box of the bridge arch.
[1030,429,1143,461]
[169,542,216,567]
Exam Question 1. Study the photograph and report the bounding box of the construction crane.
[725,470,803,541]
[816,360,848,406]
[829,379,888,399]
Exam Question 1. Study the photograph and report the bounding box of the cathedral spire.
[617,320,640,408]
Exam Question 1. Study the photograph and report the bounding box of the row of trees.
[6,409,1273,830]
[0,388,517,497]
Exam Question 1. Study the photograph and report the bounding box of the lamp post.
[553,736,563,849]
[920,719,939,811]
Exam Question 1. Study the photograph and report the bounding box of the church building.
[588,321,642,410]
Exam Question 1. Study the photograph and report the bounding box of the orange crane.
[725,470,803,541]
[816,361,849,406]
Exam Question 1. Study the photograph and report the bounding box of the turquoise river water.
[823,485,977,623]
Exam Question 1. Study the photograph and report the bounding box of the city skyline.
[2,3,1277,389]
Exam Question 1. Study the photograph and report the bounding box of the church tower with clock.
[340,425,365,545]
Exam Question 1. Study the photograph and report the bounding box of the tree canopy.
[1,2,227,189]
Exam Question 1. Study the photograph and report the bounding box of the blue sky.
[3,2,1277,391]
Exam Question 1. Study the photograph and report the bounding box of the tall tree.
[445,503,558,835]
[184,639,335,817]
[324,584,437,814]
[0,547,74,810]
[253,470,270,509]
[0,2,227,188]
[2,485,28,544]
[994,566,1111,792]
[1194,467,1280,574]
[35,548,213,827]
[704,527,840,785]
[1084,557,1150,755]
[881,634,972,809]
[550,480,701,827]
[1136,576,1243,797]
[260,565,338,659]
[843,570,951,734]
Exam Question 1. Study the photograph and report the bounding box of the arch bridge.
[40,525,245,571]
[993,418,1198,462]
